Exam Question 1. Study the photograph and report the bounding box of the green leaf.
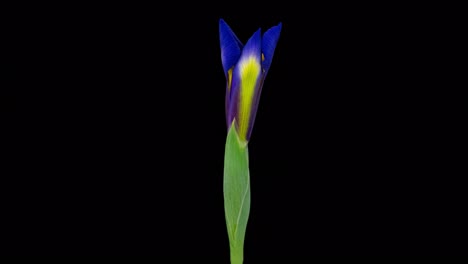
[224,125,250,264]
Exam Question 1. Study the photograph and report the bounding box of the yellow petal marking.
[227,68,233,92]
[238,56,261,141]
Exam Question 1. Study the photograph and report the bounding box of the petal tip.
[219,18,226,26]
[241,28,262,59]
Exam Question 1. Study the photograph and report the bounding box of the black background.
[2,2,466,258]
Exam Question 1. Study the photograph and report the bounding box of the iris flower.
[220,19,281,264]
[220,19,282,144]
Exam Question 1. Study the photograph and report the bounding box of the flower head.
[220,19,282,143]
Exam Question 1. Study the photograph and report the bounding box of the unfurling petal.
[229,29,263,142]
[261,23,282,75]
[246,23,282,139]
[219,19,243,76]
[220,19,244,125]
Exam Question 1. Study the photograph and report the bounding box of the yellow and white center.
[237,56,261,140]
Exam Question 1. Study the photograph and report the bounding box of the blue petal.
[219,19,243,75]
[261,22,282,74]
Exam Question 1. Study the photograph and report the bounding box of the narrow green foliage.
[224,125,251,264]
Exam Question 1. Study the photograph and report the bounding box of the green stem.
[230,246,243,264]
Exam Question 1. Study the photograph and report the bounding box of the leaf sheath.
[224,125,251,264]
